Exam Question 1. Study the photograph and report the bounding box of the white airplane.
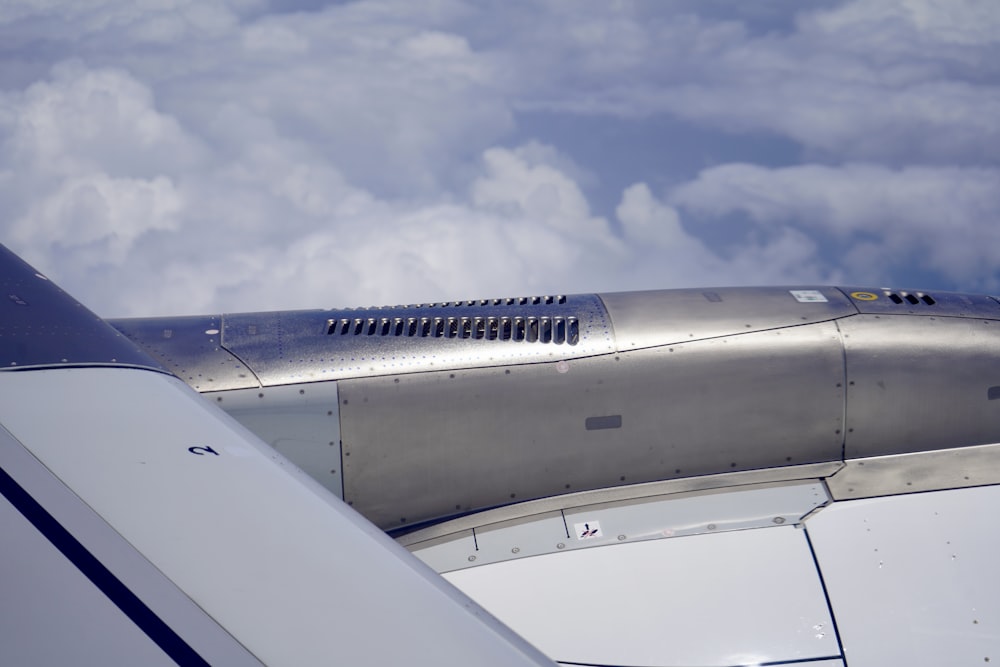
[2,243,998,665]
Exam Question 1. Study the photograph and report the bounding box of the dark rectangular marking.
[703,291,722,303]
[585,415,622,431]
[988,386,1000,400]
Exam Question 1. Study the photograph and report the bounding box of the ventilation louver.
[327,314,580,345]
[883,290,936,306]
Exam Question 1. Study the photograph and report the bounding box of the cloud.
[0,1,996,317]
[670,162,1000,289]
[488,0,1000,163]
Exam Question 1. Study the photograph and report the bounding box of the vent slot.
[361,295,568,309]
[882,291,936,307]
[326,307,581,345]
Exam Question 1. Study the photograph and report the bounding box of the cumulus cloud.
[670,163,1000,289]
[490,0,1000,163]
[0,0,996,316]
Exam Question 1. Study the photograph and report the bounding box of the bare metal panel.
[562,480,827,548]
[399,461,843,547]
[838,286,1000,318]
[221,294,614,386]
[473,512,568,568]
[409,481,830,574]
[211,382,343,498]
[342,322,845,529]
[405,529,478,574]
[841,315,1000,458]
[111,315,259,391]
[599,286,856,351]
[827,442,1000,500]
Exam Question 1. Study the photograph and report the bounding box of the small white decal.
[790,290,828,303]
[574,521,603,540]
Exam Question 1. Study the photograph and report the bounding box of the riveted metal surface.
[342,322,846,529]
[599,286,856,351]
[827,442,1000,500]
[110,316,259,391]
[210,382,343,498]
[409,480,830,574]
[841,315,1000,458]
[839,286,1000,318]
[397,461,844,547]
[220,294,614,386]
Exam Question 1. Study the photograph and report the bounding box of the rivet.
[468,555,476,562]
[556,543,565,550]
[707,523,717,530]
[511,547,520,554]
[617,535,626,541]
[773,517,786,524]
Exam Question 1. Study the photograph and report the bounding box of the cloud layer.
[1,0,997,316]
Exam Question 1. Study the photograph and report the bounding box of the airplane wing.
[0,244,555,665]
[7,239,1000,666]
[104,282,1000,666]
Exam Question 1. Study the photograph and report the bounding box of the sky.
[1,0,998,317]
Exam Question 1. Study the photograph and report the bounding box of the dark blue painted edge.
[0,463,209,666]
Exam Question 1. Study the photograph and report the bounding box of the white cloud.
[488,0,1000,163]
[0,1,997,316]
[670,162,1000,289]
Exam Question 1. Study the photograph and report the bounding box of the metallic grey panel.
[838,286,1000,318]
[110,315,260,391]
[842,315,1000,458]
[211,382,343,498]
[827,443,1000,500]
[404,529,478,574]
[473,512,568,568]
[410,481,830,574]
[562,480,827,548]
[342,322,845,529]
[221,294,614,386]
[398,462,844,547]
[599,286,856,351]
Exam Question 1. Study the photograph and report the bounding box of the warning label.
[789,290,828,303]
[574,521,603,540]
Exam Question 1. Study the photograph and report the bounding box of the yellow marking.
[850,291,878,301]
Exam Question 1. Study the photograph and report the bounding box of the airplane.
[2,241,999,665]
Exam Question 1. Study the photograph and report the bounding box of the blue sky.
[1,0,998,316]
